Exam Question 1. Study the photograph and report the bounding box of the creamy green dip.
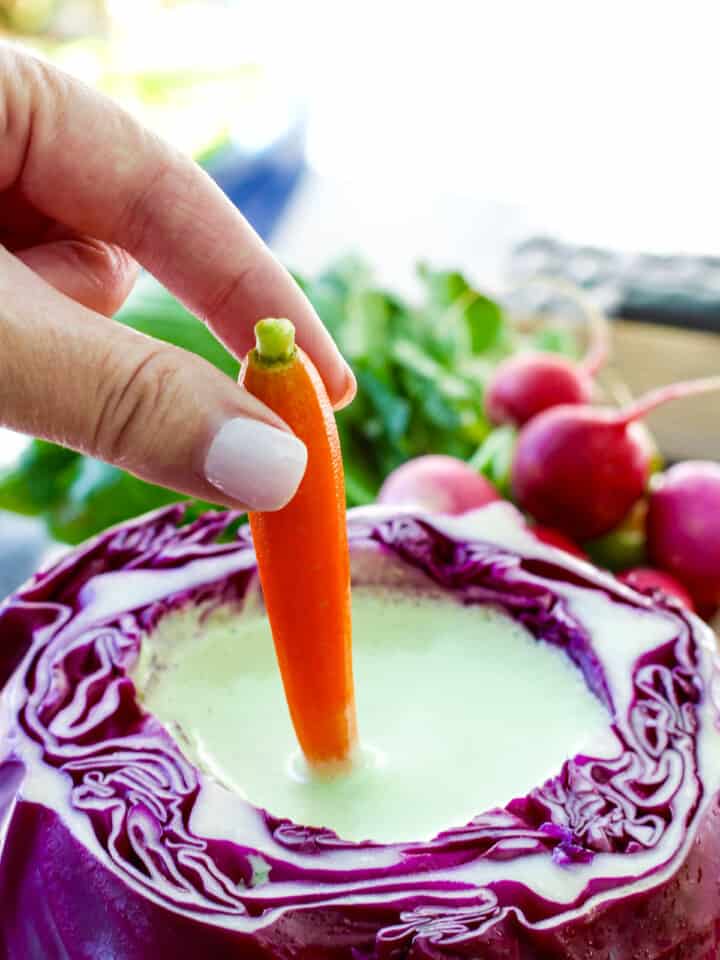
[134,587,607,843]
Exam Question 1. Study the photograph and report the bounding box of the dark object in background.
[508,236,720,463]
[510,236,720,331]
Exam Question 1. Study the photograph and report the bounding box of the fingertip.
[16,238,138,316]
[61,238,139,316]
[333,364,357,411]
[100,244,140,312]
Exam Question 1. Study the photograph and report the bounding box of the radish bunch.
[511,378,720,540]
[509,376,720,612]
[378,333,720,615]
[376,280,720,614]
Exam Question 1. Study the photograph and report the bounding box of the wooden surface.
[605,321,720,463]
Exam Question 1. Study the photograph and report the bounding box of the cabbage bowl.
[1,503,719,959]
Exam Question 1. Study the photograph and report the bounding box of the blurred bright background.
[0,0,719,595]
[4,0,720,282]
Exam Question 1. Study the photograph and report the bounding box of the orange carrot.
[241,318,357,770]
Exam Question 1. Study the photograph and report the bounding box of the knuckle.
[22,49,71,122]
[0,50,16,138]
[0,48,71,184]
[93,345,184,465]
[116,155,188,258]
[116,162,168,252]
[201,269,246,325]
[0,50,37,171]
[201,252,262,325]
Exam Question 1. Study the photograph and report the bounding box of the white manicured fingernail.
[205,418,307,510]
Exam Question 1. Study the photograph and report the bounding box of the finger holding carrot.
[0,48,355,518]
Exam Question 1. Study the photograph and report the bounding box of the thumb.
[0,248,307,511]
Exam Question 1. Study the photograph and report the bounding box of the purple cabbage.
[1,504,719,959]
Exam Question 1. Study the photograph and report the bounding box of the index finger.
[0,48,355,407]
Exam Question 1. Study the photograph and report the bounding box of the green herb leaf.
[0,440,80,516]
[46,460,181,544]
[583,501,648,572]
[469,426,518,497]
[464,295,504,354]
[117,273,239,378]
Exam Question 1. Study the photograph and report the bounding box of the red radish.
[485,303,608,427]
[647,461,720,610]
[486,353,594,427]
[617,567,695,611]
[529,524,588,559]
[511,377,720,541]
[377,455,501,515]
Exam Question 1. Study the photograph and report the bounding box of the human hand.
[0,48,355,511]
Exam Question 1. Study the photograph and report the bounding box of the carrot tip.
[254,318,296,363]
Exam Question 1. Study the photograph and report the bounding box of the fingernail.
[205,418,307,510]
